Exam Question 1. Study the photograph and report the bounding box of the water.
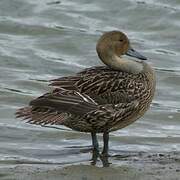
[0,0,180,179]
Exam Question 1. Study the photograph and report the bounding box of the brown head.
[96,31,147,73]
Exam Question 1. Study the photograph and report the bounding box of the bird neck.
[100,51,144,74]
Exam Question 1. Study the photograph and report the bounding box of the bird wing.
[16,88,98,126]
[49,66,145,105]
[16,87,140,131]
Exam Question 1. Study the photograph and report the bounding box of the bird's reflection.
[66,145,111,167]
[91,149,110,167]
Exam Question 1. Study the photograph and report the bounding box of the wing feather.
[49,66,138,105]
[16,88,98,126]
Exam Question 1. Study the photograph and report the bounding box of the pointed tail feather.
[16,89,99,126]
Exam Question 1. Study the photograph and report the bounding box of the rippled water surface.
[0,0,180,179]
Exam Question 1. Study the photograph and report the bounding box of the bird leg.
[102,131,109,156]
[91,132,99,165]
[91,132,99,152]
[91,131,110,167]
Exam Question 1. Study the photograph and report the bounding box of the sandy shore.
[1,151,180,180]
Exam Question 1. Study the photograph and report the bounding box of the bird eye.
[119,39,123,42]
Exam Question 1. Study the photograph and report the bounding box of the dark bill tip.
[125,47,147,60]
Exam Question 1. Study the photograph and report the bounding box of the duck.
[16,31,156,157]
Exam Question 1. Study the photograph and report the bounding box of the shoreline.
[1,151,180,180]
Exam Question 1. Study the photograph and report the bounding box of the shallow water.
[0,0,180,179]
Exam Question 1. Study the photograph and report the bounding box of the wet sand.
[1,151,180,180]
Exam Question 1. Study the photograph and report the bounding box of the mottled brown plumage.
[16,31,156,156]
